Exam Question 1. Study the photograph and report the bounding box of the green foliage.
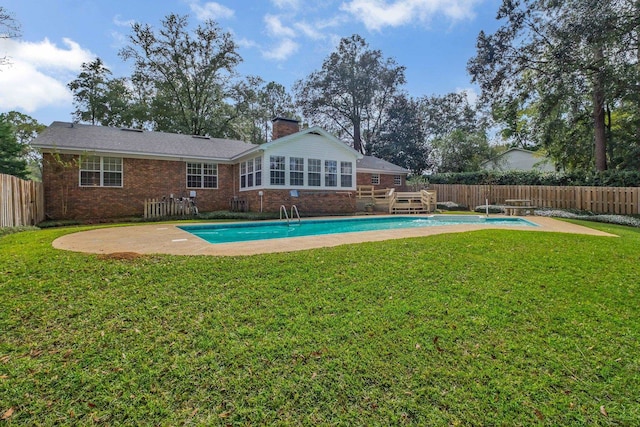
[428,169,640,187]
[469,0,640,172]
[294,34,406,153]
[0,111,45,180]
[1,223,639,424]
[0,115,29,179]
[369,95,432,174]
[119,14,242,137]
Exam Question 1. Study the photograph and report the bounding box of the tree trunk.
[592,46,607,171]
[353,120,363,154]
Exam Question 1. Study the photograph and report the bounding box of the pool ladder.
[280,205,301,225]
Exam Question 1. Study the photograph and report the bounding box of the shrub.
[428,170,640,187]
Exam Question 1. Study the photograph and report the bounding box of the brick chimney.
[272,117,300,140]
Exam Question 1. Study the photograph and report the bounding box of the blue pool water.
[179,215,537,244]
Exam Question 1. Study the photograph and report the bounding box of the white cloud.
[294,22,325,40]
[271,0,301,10]
[264,14,296,38]
[113,15,135,28]
[237,38,259,49]
[188,1,235,21]
[340,0,479,31]
[262,39,299,61]
[0,38,95,113]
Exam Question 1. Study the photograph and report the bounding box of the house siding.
[42,153,236,219]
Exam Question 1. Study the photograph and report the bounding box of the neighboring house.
[356,156,410,190]
[481,148,555,172]
[32,118,409,220]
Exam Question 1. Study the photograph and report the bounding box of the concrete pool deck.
[52,215,616,256]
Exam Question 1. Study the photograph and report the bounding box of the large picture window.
[270,155,285,185]
[80,156,122,187]
[187,162,218,188]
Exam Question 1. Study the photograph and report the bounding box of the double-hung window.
[290,157,304,186]
[255,157,262,186]
[371,174,380,185]
[308,159,321,186]
[187,162,217,188]
[240,156,262,189]
[80,156,122,187]
[394,175,402,186]
[270,155,285,185]
[340,161,353,187]
[324,160,337,187]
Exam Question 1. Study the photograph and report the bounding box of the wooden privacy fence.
[143,198,197,219]
[0,173,45,227]
[429,184,640,215]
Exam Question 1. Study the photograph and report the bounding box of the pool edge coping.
[51,215,617,256]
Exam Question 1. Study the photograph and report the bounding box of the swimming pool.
[179,215,537,244]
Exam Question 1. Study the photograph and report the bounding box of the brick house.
[32,118,409,220]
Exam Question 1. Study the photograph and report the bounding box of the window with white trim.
[394,175,402,186]
[240,161,247,188]
[80,156,122,187]
[255,157,262,186]
[325,160,337,187]
[371,173,380,185]
[340,161,353,187]
[308,159,321,186]
[290,157,304,186]
[187,162,217,188]
[240,156,262,189]
[270,155,285,185]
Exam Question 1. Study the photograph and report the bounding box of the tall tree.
[468,0,619,171]
[368,95,432,174]
[0,115,29,179]
[230,78,296,144]
[294,34,406,154]
[417,92,490,172]
[68,58,112,125]
[119,13,242,136]
[0,112,46,179]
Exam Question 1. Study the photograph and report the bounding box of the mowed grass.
[1,222,639,425]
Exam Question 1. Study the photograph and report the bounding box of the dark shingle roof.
[32,122,257,161]
[357,155,409,174]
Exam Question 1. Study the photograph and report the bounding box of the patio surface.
[52,216,616,256]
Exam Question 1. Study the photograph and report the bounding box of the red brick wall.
[238,189,356,215]
[356,172,407,191]
[41,153,236,219]
[272,118,300,140]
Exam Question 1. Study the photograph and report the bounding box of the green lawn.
[1,222,639,425]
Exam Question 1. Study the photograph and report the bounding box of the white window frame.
[79,155,123,187]
[308,158,321,187]
[340,161,353,188]
[270,155,286,186]
[290,157,305,186]
[371,173,380,185]
[324,160,338,187]
[186,162,218,189]
[394,175,402,186]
